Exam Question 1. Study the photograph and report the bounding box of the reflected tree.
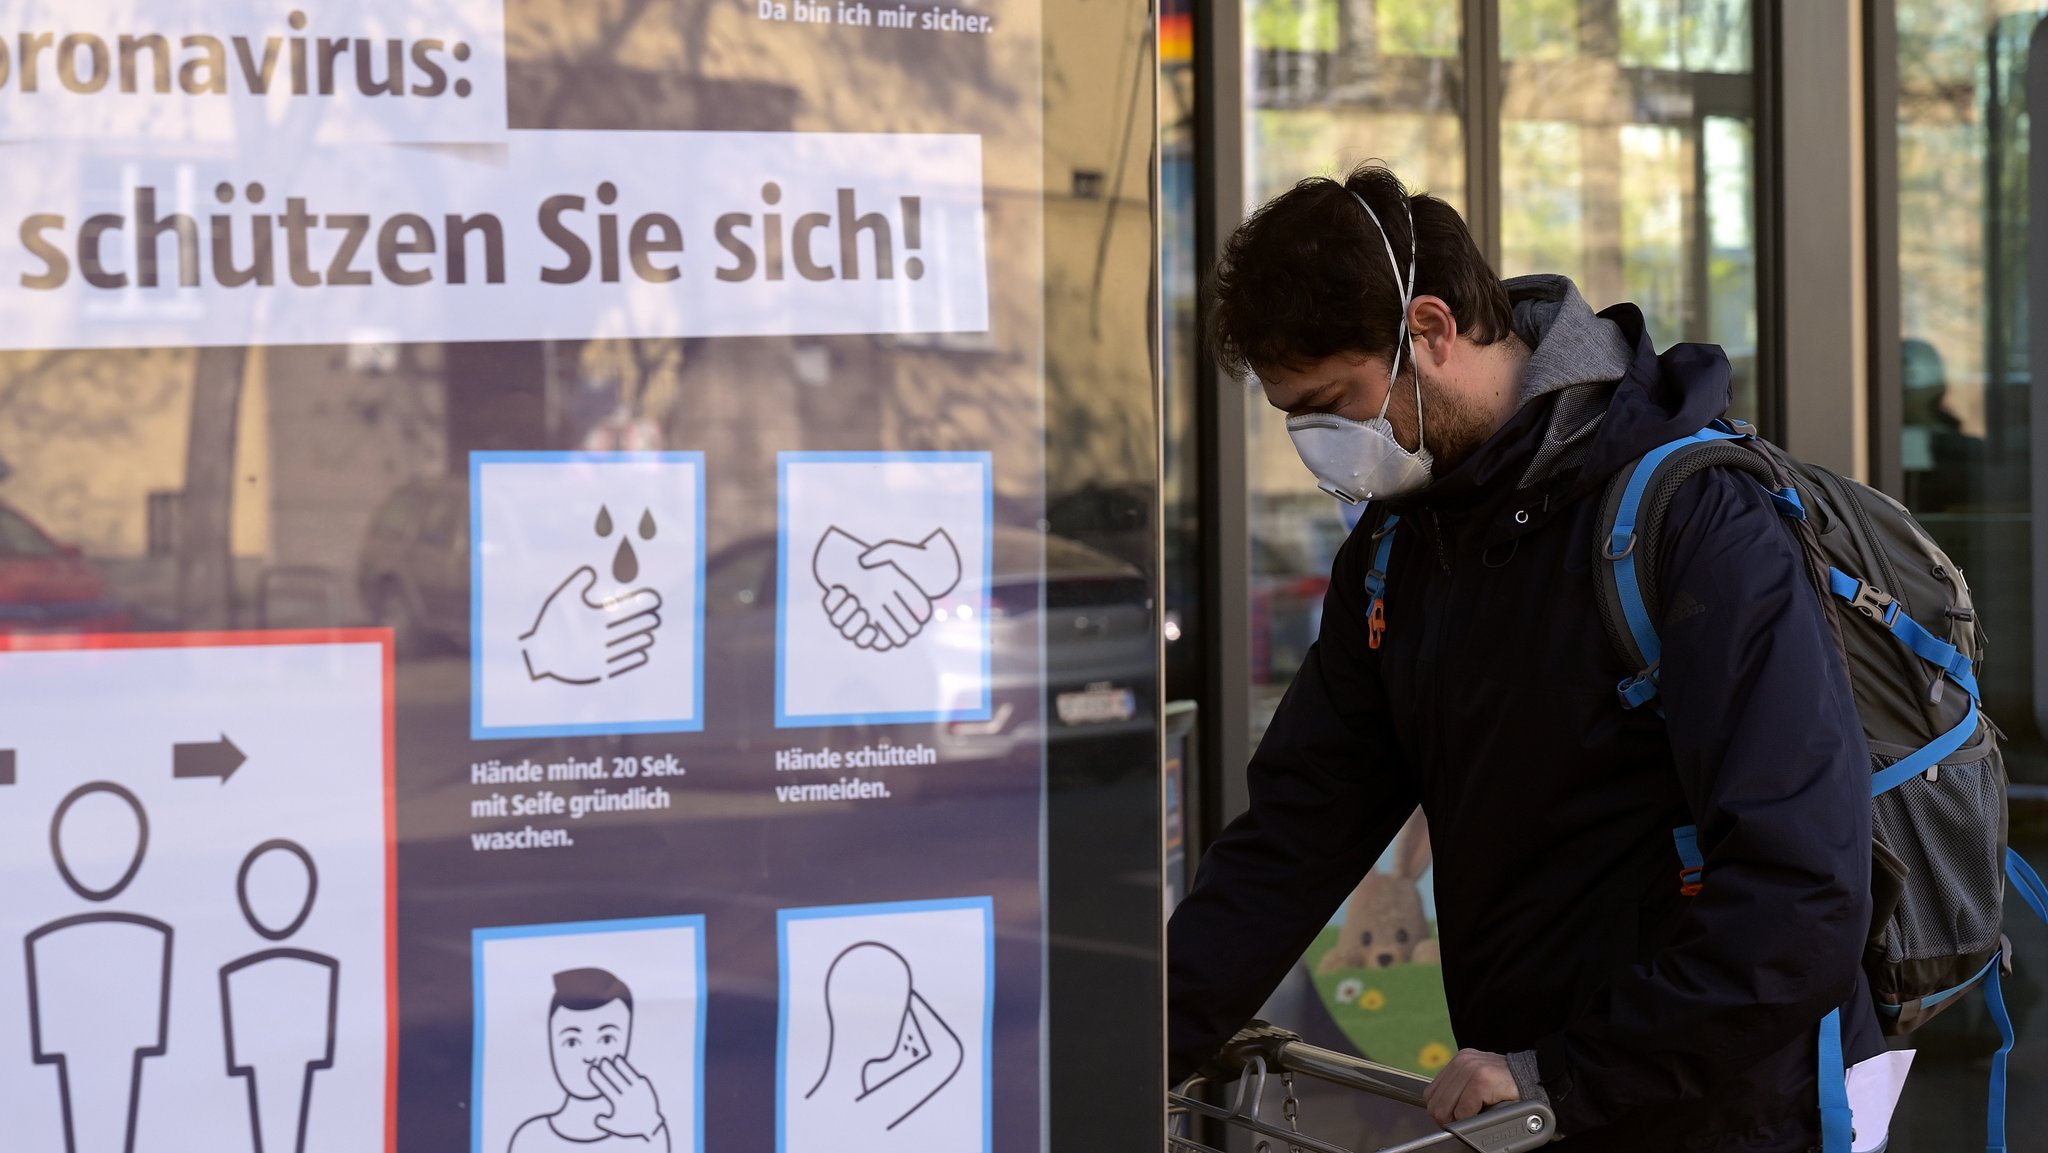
[177,348,249,628]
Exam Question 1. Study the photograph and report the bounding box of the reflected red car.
[0,500,131,634]
[1251,536,1330,685]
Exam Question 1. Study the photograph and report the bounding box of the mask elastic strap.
[1400,197,1422,454]
[1346,187,1424,454]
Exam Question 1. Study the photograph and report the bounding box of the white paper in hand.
[1846,1049,1915,1153]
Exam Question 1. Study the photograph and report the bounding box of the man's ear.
[1407,295,1459,367]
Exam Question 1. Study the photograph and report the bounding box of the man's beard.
[1393,364,1498,476]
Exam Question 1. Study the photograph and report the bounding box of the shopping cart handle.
[1205,1020,1432,1107]
[1374,1100,1556,1153]
[1174,1023,1558,1153]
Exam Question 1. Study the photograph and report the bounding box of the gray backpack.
[1590,419,2047,1153]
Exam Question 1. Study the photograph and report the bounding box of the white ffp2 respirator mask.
[1286,408,1434,503]
[1284,188,1433,503]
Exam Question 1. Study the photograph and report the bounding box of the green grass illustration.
[1303,924,1457,1076]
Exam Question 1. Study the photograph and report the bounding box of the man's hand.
[858,529,963,600]
[519,567,664,684]
[1422,1048,1518,1127]
[812,528,940,650]
[591,1057,668,1147]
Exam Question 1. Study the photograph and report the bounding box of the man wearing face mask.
[1167,166,1880,1153]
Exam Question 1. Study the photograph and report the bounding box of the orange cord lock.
[1368,600,1387,650]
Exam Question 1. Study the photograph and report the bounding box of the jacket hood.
[1382,280,1732,546]
[1509,274,1636,404]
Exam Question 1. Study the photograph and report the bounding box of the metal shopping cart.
[1169,1023,1557,1153]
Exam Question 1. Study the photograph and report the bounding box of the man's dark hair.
[1208,164,1512,380]
[551,967,634,1014]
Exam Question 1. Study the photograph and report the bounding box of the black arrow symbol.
[174,734,245,783]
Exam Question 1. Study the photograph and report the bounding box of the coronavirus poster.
[0,0,1061,1150]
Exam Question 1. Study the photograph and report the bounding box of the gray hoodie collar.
[1503,274,1636,487]
[1507,274,1636,400]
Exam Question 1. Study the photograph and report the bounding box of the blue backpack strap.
[1601,428,1747,709]
[1821,565,1986,799]
[2009,848,2048,923]
[1672,825,1704,895]
[1873,950,2002,1027]
[1364,514,1399,651]
[1864,948,2011,1151]
[1986,955,2016,1153]
[1867,697,1979,797]
[1818,1009,1853,1153]
[1826,568,1981,698]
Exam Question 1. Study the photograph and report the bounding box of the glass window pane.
[1229,6,1759,1142]
[1704,117,1758,355]
[0,0,1165,1145]
[1499,1,1759,419]
[1242,0,1465,736]
[1501,120,1591,285]
[1502,0,1582,61]
[1885,6,2048,1146]
[1238,5,1465,1148]
[1381,0,1460,57]
[1620,0,1750,72]
[1620,124,1692,336]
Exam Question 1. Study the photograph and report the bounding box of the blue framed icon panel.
[471,913,708,1153]
[774,450,996,728]
[469,450,707,740]
[774,895,996,1153]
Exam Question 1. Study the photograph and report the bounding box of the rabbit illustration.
[1317,809,1435,972]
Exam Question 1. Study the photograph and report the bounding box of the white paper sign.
[0,130,989,350]
[473,916,705,1153]
[0,633,393,1153]
[776,452,994,728]
[471,451,706,740]
[0,0,508,144]
[778,898,992,1153]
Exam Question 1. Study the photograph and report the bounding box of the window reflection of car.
[704,526,1154,758]
[1251,536,1328,686]
[357,476,470,654]
[0,500,130,634]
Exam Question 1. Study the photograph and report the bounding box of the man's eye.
[563,1038,579,1048]
[602,1036,617,1047]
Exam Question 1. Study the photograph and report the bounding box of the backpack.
[1588,421,2048,1153]
[1355,420,2048,1152]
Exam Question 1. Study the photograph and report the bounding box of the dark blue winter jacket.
[1168,297,1885,1152]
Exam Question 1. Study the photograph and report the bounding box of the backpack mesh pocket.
[1869,748,2008,967]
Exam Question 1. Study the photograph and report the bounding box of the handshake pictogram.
[811,526,964,651]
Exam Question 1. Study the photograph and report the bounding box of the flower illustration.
[1360,988,1387,1011]
[1334,978,1364,1005]
[1419,1042,1452,1070]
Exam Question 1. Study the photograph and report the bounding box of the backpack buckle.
[1618,671,1660,709]
[1679,865,1704,896]
[1848,581,1897,623]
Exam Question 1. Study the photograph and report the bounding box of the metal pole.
[1193,0,1252,835]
